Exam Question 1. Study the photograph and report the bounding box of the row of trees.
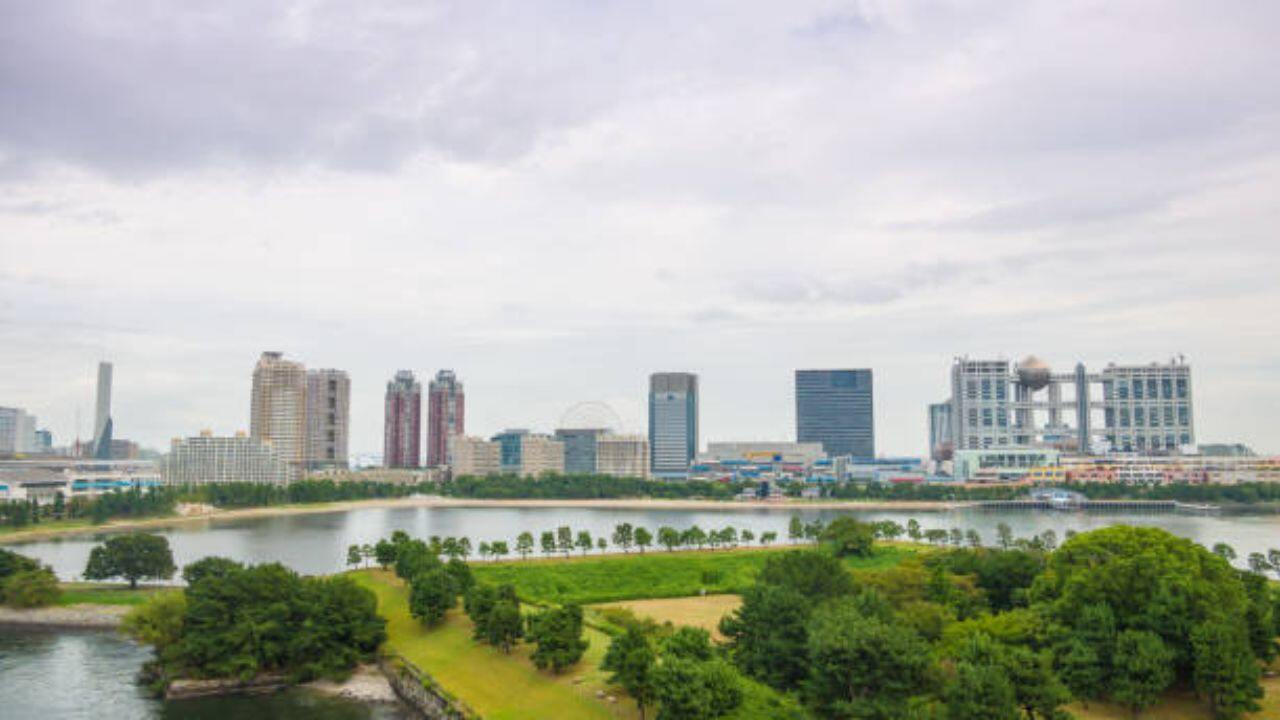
[442,474,750,501]
[0,486,177,528]
[377,532,593,676]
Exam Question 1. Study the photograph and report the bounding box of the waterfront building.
[306,368,350,469]
[596,434,650,478]
[91,361,113,459]
[0,407,37,454]
[427,370,465,467]
[0,458,161,502]
[493,429,565,477]
[928,401,953,461]
[163,431,292,485]
[555,428,605,474]
[450,436,501,477]
[250,352,308,471]
[953,448,1062,482]
[649,372,699,478]
[948,356,1195,454]
[795,369,875,458]
[702,441,827,466]
[384,370,422,468]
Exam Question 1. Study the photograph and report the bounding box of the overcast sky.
[2,1,1279,457]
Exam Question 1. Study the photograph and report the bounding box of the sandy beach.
[0,495,969,545]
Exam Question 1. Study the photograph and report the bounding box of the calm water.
[7,501,1280,580]
[2,502,1278,718]
[0,630,409,720]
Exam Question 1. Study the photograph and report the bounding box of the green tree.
[575,530,593,555]
[819,517,877,558]
[374,539,397,569]
[683,526,707,550]
[788,515,804,543]
[1111,630,1175,717]
[1191,619,1262,719]
[516,531,534,560]
[805,603,931,719]
[540,531,556,557]
[658,526,681,552]
[1,566,59,608]
[83,533,176,589]
[760,530,778,546]
[121,591,187,660]
[944,661,1019,720]
[408,567,456,627]
[652,656,743,720]
[1212,543,1237,562]
[489,540,509,559]
[603,626,657,720]
[556,526,573,557]
[740,529,755,545]
[634,527,653,554]
[597,537,608,553]
[965,529,982,548]
[720,584,810,691]
[394,539,440,580]
[1269,549,1280,580]
[527,603,588,673]
[445,557,474,595]
[613,523,635,553]
[758,551,856,601]
[1056,637,1104,706]
[346,544,363,569]
[485,598,524,652]
[907,518,922,541]
[996,523,1013,549]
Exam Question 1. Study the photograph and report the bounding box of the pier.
[976,495,1220,514]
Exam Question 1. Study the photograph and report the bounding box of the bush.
[1,566,59,608]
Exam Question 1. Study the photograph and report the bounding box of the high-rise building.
[0,407,38,454]
[948,356,1195,454]
[306,369,350,470]
[249,352,308,473]
[427,370,465,467]
[928,401,953,461]
[649,372,699,478]
[493,429,565,477]
[795,369,875,458]
[555,428,606,474]
[384,370,422,468]
[163,430,292,485]
[92,361,113,460]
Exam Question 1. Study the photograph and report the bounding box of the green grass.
[472,545,915,605]
[56,582,169,606]
[353,570,631,720]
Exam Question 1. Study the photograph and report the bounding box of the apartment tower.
[427,370,465,467]
[384,370,422,468]
[306,369,350,469]
[249,352,308,472]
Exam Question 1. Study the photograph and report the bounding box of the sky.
[2,1,1279,457]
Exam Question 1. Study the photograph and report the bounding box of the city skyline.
[2,4,1279,457]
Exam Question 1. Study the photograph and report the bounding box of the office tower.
[306,369,350,469]
[492,429,565,477]
[556,428,606,474]
[249,351,308,472]
[928,401,953,461]
[948,356,1195,454]
[0,407,37,454]
[427,370,465,467]
[92,361,113,460]
[384,370,422,468]
[795,369,875,458]
[649,372,699,478]
[164,431,292,485]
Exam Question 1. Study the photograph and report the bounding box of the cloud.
[1,1,1279,456]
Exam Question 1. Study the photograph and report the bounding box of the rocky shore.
[0,603,129,629]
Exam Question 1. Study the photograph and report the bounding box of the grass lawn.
[352,569,637,720]
[56,582,170,606]
[1068,674,1280,719]
[472,544,915,605]
[594,595,742,640]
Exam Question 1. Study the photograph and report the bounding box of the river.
[6,501,1279,579]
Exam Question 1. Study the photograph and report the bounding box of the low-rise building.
[0,458,161,502]
[162,431,294,485]
[596,434,650,478]
[450,436,502,477]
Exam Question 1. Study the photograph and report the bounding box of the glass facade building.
[648,372,699,478]
[795,369,875,458]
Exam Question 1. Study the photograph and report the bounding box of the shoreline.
[0,603,129,629]
[0,495,970,544]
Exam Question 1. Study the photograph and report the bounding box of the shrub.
[2,567,59,608]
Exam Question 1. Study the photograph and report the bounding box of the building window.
[1161,378,1172,399]
[995,383,1006,400]
[1120,408,1130,427]
[1163,406,1173,425]
[1178,405,1189,425]
[1118,384,1129,400]
[1147,379,1158,398]
[981,379,991,400]
[1176,378,1187,398]
[1134,407,1144,427]
[1133,380,1143,400]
